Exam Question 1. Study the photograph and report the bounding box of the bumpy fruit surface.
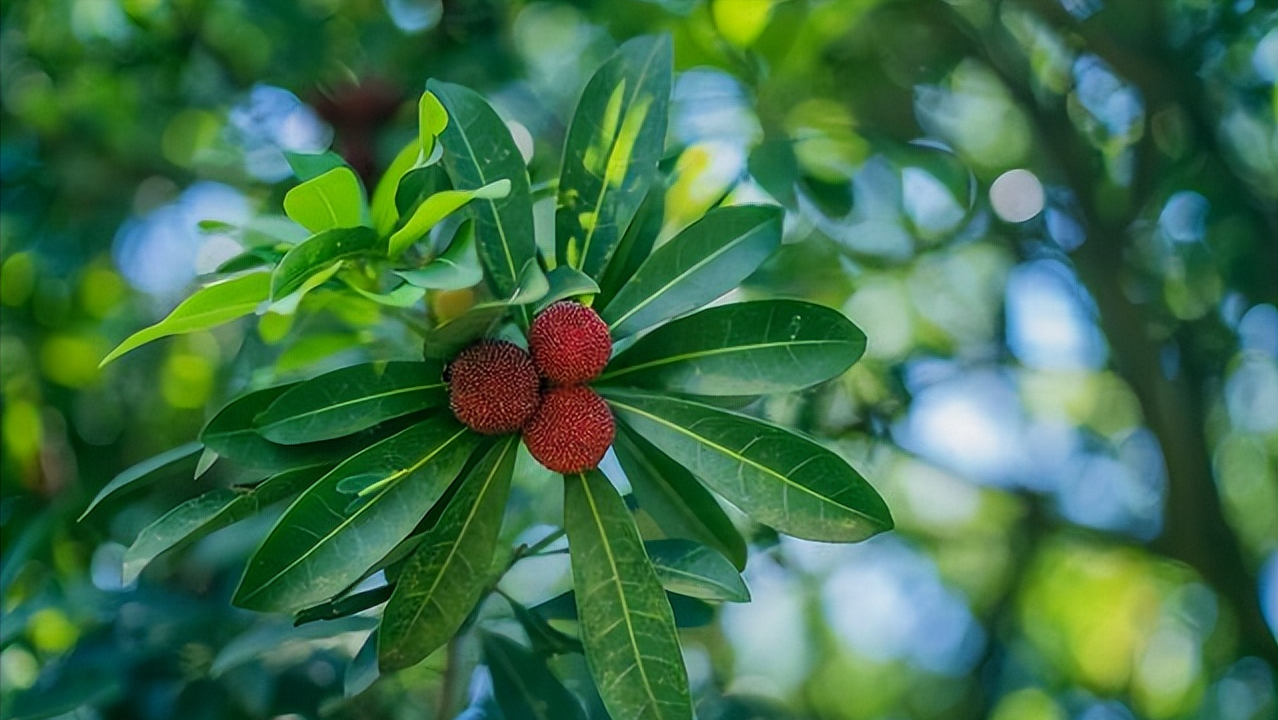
[529,301,612,386]
[447,340,541,435]
[523,386,615,474]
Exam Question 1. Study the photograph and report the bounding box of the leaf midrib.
[450,105,517,291]
[261,382,443,436]
[389,438,514,649]
[238,426,469,605]
[606,394,878,524]
[601,338,847,382]
[606,220,771,333]
[574,41,663,273]
[576,472,663,718]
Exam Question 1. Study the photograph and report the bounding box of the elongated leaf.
[283,166,364,233]
[348,282,426,308]
[295,584,394,626]
[557,35,671,279]
[100,272,270,366]
[597,182,664,307]
[507,597,583,655]
[421,303,507,360]
[483,632,587,720]
[210,616,376,677]
[233,415,481,612]
[79,442,202,521]
[378,437,518,671]
[614,427,746,570]
[201,385,365,471]
[122,464,329,583]
[419,260,549,359]
[396,221,482,290]
[564,469,691,720]
[644,539,749,602]
[601,300,866,395]
[387,180,510,258]
[396,164,451,219]
[215,246,283,274]
[600,205,782,338]
[532,590,714,629]
[346,632,380,698]
[603,389,893,542]
[537,266,601,312]
[428,81,537,326]
[373,141,426,236]
[286,151,348,181]
[271,226,382,300]
[256,361,447,444]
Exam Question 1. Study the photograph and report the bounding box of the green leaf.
[564,469,692,720]
[233,415,481,612]
[483,632,587,720]
[396,164,452,219]
[373,141,426,236]
[122,464,329,584]
[378,436,518,671]
[419,260,549,359]
[387,179,510,258]
[201,384,366,471]
[78,442,201,521]
[294,584,394,626]
[210,616,376,677]
[421,304,507,360]
[8,663,123,720]
[419,89,448,144]
[256,361,447,444]
[99,272,271,367]
[537,266,601,312]
[532,590,713,629]
[600,205,782,339]
[644,539,749,603]
[348,281,426,308]
[601,300,866,395]
[372,94,448,236]
[271,226,382,300]
[283,166,365,233]
[557,35,671,280]
[506,596,583,655]
[614,426,746,571]
[286,151,349,181]
[395,221,483,290]
[427,81,537,326]
[215,246,283,274]
[603,389,893,542]
[597,183,664,308]
[345,632,380,698]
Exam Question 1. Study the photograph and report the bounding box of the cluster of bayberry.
[445,300,615,474]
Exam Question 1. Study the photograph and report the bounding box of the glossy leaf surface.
[601,300,866,395]
[600,205,782,339]
[233,415,480,612]
[564,469,691,720]
[378,436,518,671]
[604,389,893,542]
[255,361,446,444]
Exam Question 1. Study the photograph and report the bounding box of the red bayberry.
[523,386,615,474]
[447,340,541,435]
[529,301,612,386]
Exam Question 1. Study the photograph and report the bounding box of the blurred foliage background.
[1,0,1276,719]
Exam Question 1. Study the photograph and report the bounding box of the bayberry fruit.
[523,386,615,474]
[529,301,612,386]
[447,340,541,435]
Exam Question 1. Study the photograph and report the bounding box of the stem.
[435,635,464,719]
[521,527,567,558]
